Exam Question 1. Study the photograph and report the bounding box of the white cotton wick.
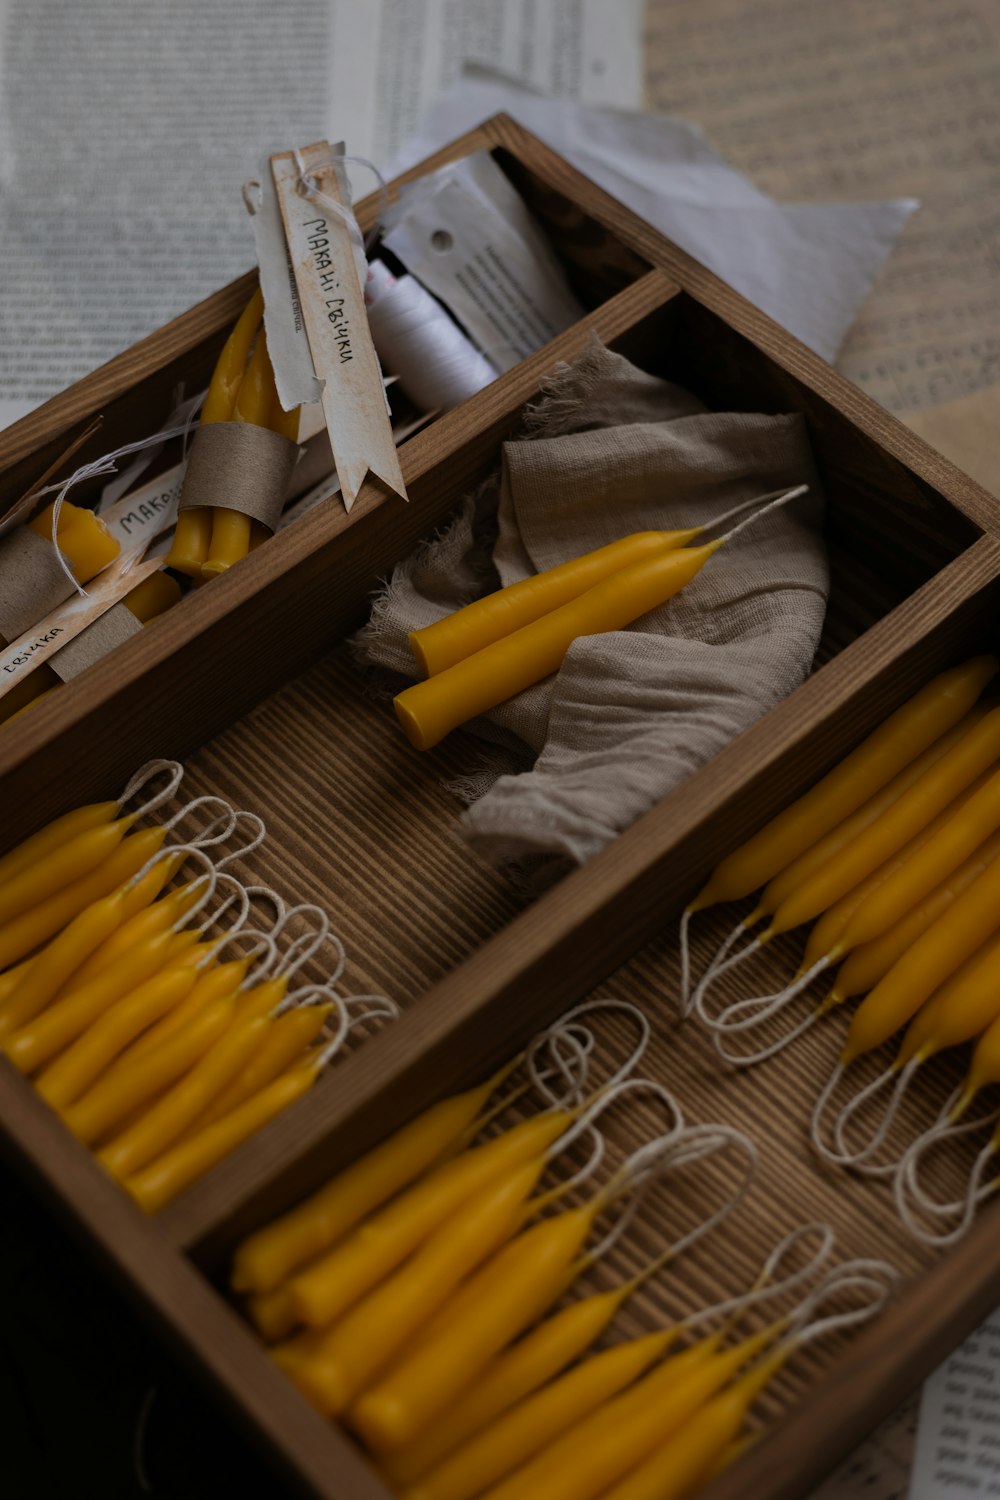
[364,259,497,412]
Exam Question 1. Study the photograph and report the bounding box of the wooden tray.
[3,115,1000,1500]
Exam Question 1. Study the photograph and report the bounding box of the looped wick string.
[117,759,185,820]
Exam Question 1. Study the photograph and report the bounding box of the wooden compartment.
[3,115,1000,1500]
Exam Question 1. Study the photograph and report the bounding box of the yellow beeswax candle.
[0,824,167,970]
[98,1012,270,1178]
[689,655,999,912]
[192,1003,331,1127]
[35,947,206,1108]
[0,816,134,929]
[202,332,276,577]
[28,502,120,581]
[597,1346,786,1500]
[395,542,719,750]
[382,1287,634,1489]
[0,800,118,890]
[292,1160,546,1415]
[402,1329,679,1500]
[125,955,253,1059]
[0,887,126,1039]
[64,992,238,1146]
[126,1061,317,1213]
[168,288,264,577]
[409,530,704,678]
[287,1110,572,1332]
[122,570,183,622]
[350,1199,600,1451]
[480,1327,775,1500]
[3,925,199,1074]
[231,1066,518,1296]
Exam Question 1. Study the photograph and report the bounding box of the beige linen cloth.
[355,336,828,882]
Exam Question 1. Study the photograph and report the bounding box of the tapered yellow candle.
[3,925,199,1074]
[292,1159,546,1415]
[480,1326,776,1500]
[168,288,264,577]
[64,992,237,1146]
[395,543,718,750]
[68,874,200,989]
[350,1198,601,1451]
[689,655,998,912]
[0,824,167,970]
[402,1329,679,1500]
[0,888,126,1039]
[287,1110,572,1332]
[35,946,206,1108]
[126,1061,317,1213]
[382,1287,634,1489]
[231,1066,518,1296]
[202,332,275,577]
[193,1003,331,1127]
[98,1012,270,1178]
[0,801,118,891]
[409,529,704,678]
[126,955,253,1059]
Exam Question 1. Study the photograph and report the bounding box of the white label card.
[270,141,407,513]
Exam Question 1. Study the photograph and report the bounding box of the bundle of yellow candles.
[167,290,299,580]
[231,1043,895,1500]
[0,760,397,1211]
[394,485,808,751]
[672,652,1000,1229]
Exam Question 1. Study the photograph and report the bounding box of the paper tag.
[270,140,407,512]
[0,553,163,701]
[910,1313,1000,1500]
[102,464,185,552]
[383,153,585,372]
[247,164,323,412]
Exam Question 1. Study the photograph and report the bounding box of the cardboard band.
[0,526,78,638]
[48,604,142,682]
[177,423,299,532]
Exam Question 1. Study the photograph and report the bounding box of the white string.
[590,1123,757,1264]
[364,258,497,412]
[117,759,185,819]
[315,992,398,1069]
[686,1223,836,1330]
[712,1002,828,1069]
[214,810,268,866]
[35,425,193,596]
[163,795,238,845]
[717,485,809,545]
[786,1259,898,1347]
[828,1056,922,1174]
[688,935,764,1021]
[893,1108,1000,1245]
[702,485,809,541]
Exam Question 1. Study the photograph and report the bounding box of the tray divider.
[0,268,681,846]
[167,533,1000,1260]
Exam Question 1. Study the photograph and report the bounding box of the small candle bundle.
[0,566,183,727]
[0,759,398,1211]
[168,289,300,580]
[0,497,124,724]
[394,487,809,751]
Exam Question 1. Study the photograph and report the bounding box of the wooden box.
[3,116,1000,1500]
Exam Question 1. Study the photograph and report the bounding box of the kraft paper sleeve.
[177,422,299,532]
[48,604,142,681]
[0,526,79,638]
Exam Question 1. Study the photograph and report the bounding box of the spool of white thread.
[364,259,497,412]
